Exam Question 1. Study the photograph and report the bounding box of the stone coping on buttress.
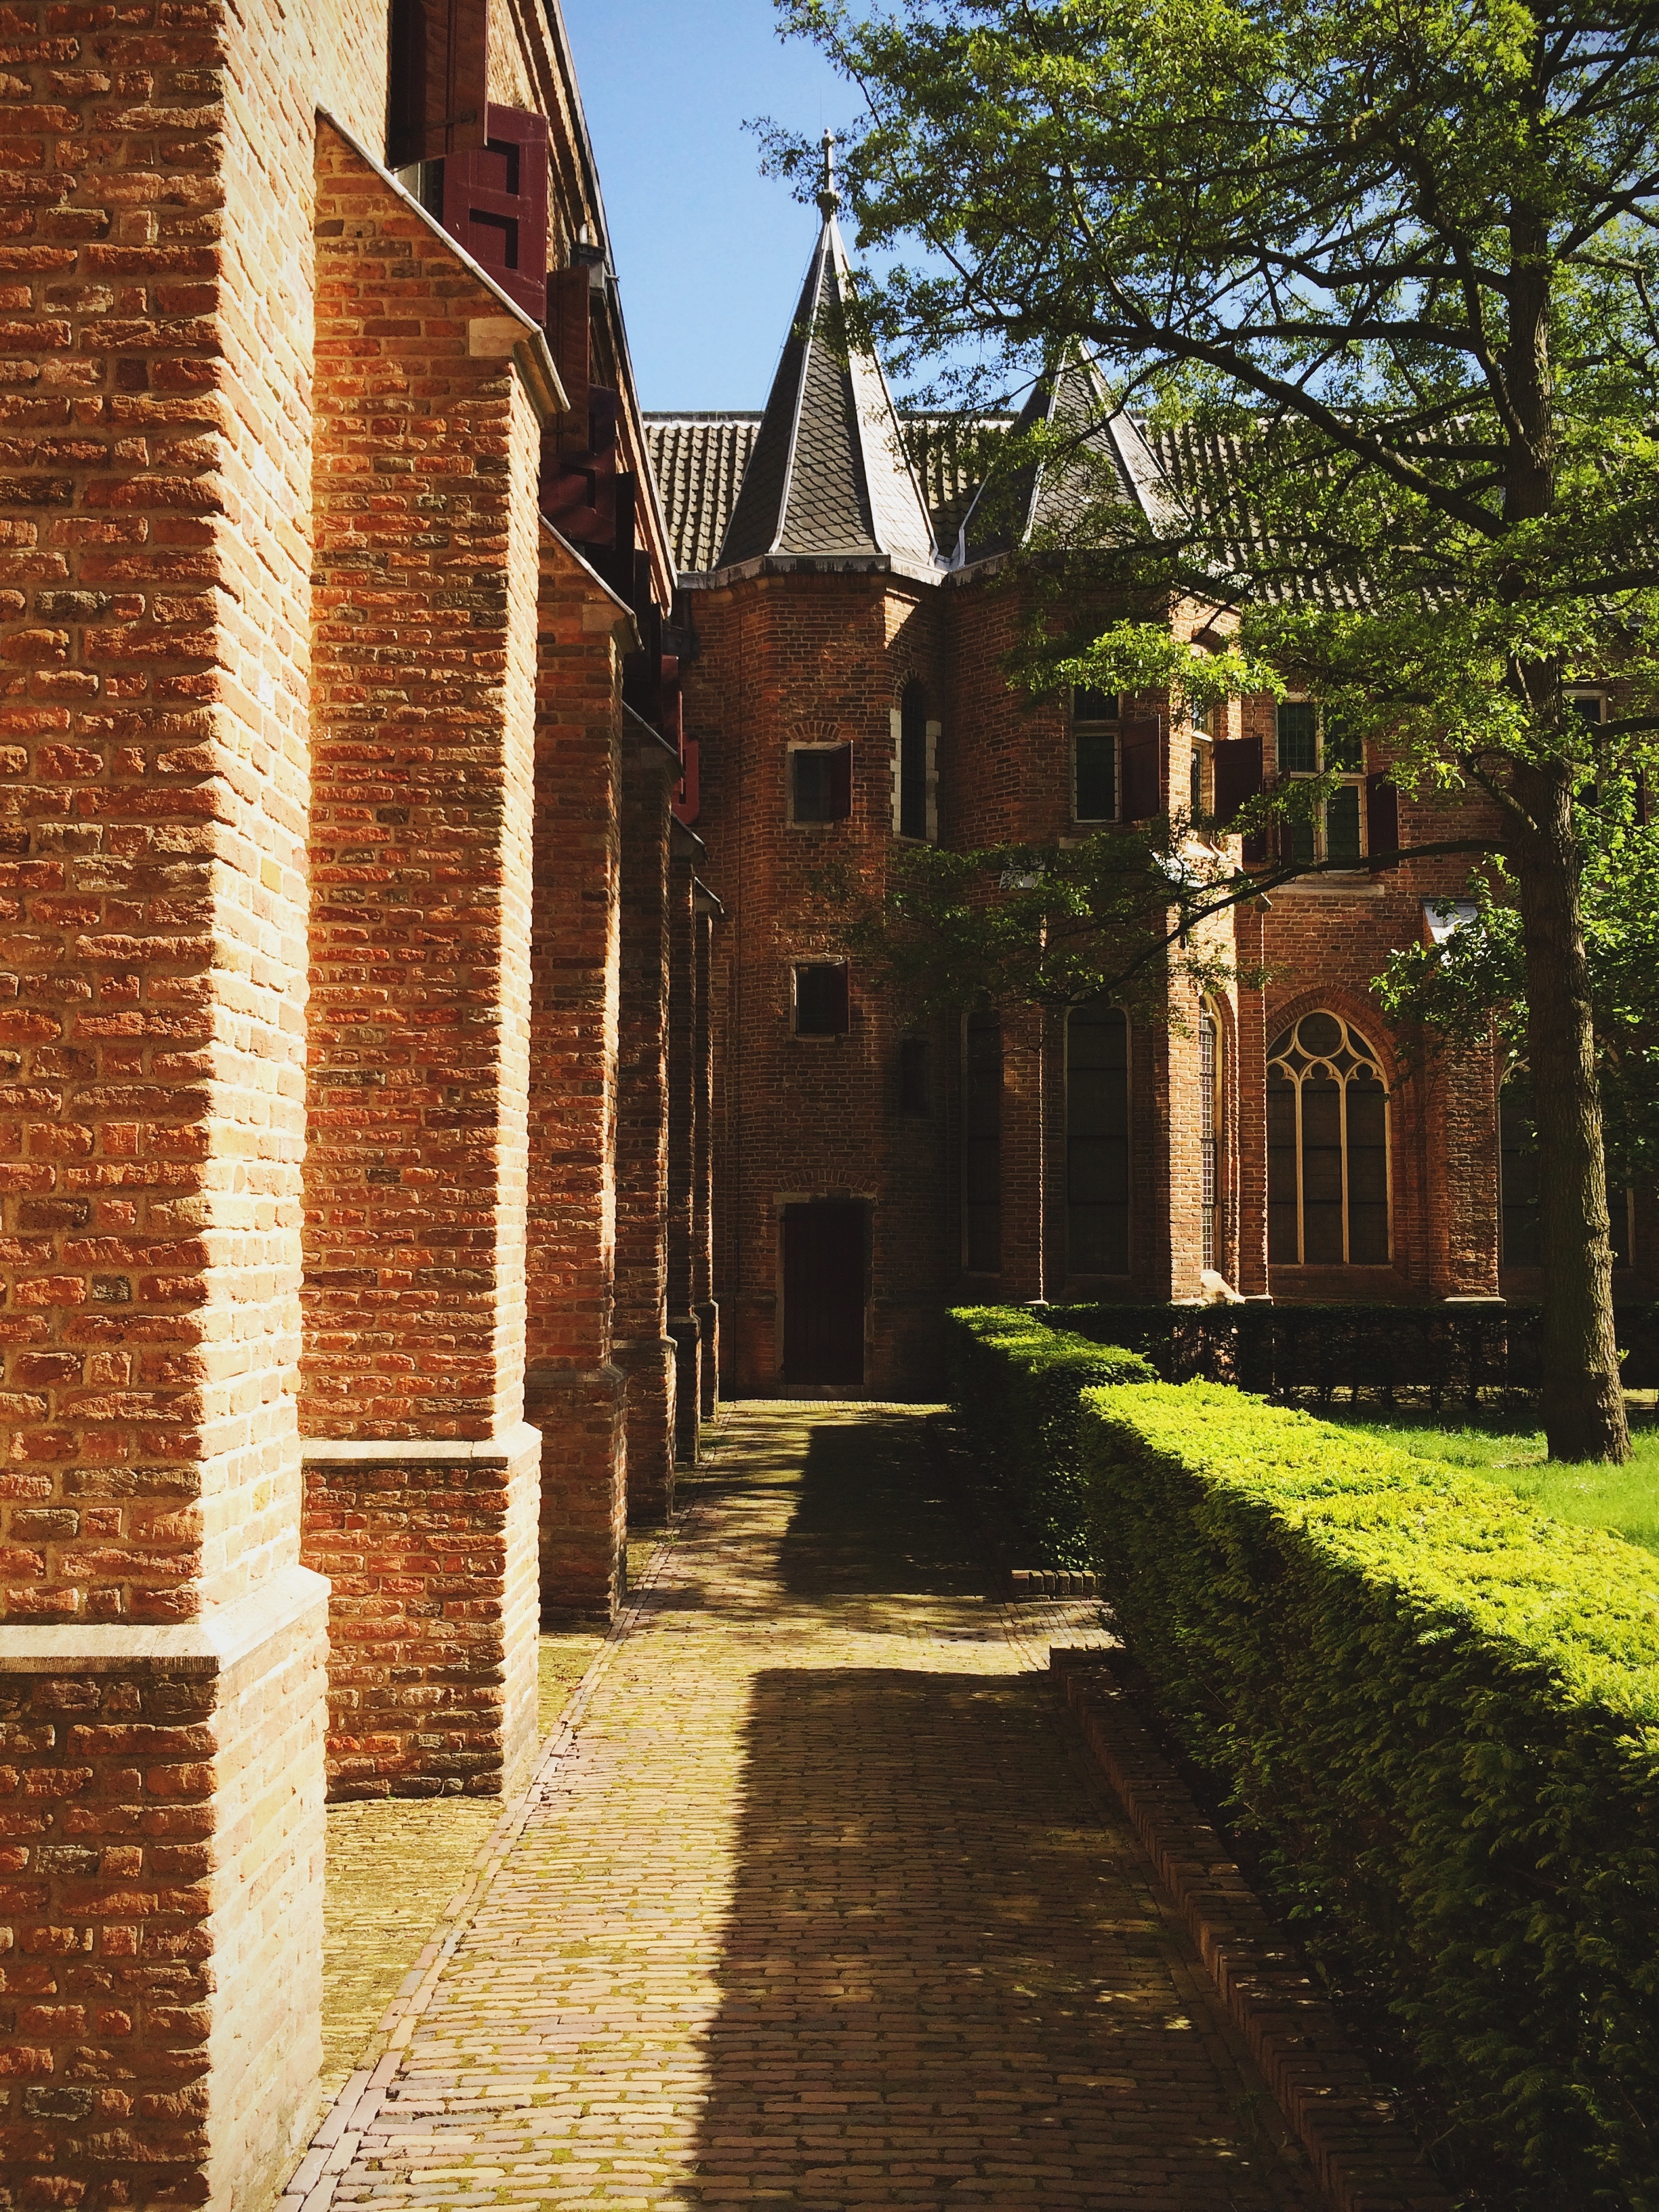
[300,1423,541,1468]
[0,1561,330,1675]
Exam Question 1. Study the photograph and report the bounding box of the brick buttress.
[302,124,558,1798]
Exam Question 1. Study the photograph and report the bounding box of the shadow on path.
[688,1405,1317,2211]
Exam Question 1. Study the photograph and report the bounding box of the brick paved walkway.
[306,1404,1322,2210]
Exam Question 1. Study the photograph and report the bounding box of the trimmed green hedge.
[1079,1380,1659,2206]
[943,1306,1153,1566]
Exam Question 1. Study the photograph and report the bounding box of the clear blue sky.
[558,0,858,411]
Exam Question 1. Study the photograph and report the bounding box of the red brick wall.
[687,571,952,1396]
[666,833,701,1459]
[304,124,544,1441]
[525,537,627,1615]
[616,726,676,1512]
[302,1429,539,1798]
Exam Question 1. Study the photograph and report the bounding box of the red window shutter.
[1211,735,1262,825]
[545,267,591,451]
[387,0,489,168]
[540,387,619,543]
[441,104,549,319]
[1366,773,1400,866]
[1119,716,1161,821]
[827,745,852,819]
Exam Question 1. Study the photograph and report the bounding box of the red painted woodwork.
[441,103,549,319]
[386,0,489,167]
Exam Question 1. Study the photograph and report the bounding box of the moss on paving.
[321,1519,690,2098]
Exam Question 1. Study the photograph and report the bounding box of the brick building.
[646,167,1657,1400]
[0,0,714,2200]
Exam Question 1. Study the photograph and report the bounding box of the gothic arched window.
[1200,1001,1223,1269]
[1267,1010,1389,1265]
[1067,1000,1129,1273]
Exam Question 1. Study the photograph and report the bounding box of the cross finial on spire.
[817,128,840,218]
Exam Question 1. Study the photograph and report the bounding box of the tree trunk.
[1512,762,1630,1462]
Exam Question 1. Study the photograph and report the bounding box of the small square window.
[794,962,849,1036]
[899,1036,930,1115]
[792,747,852,823]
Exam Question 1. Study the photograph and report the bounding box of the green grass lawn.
[1319,1408,1659,1556]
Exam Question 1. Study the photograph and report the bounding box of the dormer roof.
[716,156,940,575]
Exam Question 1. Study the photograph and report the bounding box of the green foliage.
[842,827,1258,1021]
[1322,1408,1659,1559]
[772,0,1659,1454]
[1378,827,1659,1187]
[1078,1380,1659,2205]
[941,1305,1154,1563]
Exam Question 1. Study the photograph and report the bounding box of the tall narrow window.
[964,1009,1002,1271]
[1267,1010,1390,1264]
[1276,701,1366,866]
[899,682,928,840]
[1500,1077,1629,1267]
[1200,1003,1221,1269]
[1067,1000,1129,1274]
[1073,689,1120,823]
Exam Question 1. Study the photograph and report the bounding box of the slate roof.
[958,348,1174,562]
[644,410,1015,578]
[699,192,941,573]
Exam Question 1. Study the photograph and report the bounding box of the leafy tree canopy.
[769,0,1659,1458]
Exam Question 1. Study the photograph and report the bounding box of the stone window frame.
[1267,1008,1393,1266]
[1200,999,1223,1271]
[890,682,940,842]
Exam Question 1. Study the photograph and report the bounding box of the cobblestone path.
[311,1404,1322,2211]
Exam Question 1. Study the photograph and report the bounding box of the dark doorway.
[781,1202,865,1385]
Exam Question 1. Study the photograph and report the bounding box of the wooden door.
[782,1203,865,1385]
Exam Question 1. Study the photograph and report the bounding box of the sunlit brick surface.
[321,1405,1318,2210]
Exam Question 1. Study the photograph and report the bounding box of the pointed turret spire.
[716,142,939,572]
[817,127,839,218]
[956,344,1175,566]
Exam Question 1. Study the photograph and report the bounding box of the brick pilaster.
[525,533,630,1620]
[693,894,720,1417]
[302,124,549,1786]
[667,827,701,1462]
[616,720,676,1517]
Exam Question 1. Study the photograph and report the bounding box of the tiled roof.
[644,415,760,576]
